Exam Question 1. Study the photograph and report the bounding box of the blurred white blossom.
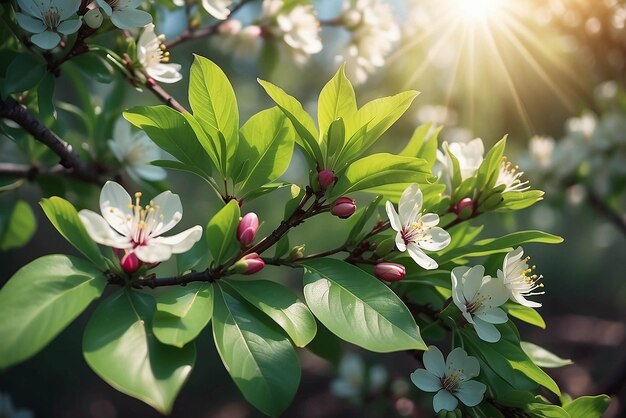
[330,353,388,402]
[202,0,232,20]
[529,135,555,169]
[336,0,400,84]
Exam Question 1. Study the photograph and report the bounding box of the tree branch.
[587,190,626,237]
[0,97,102,185]
[144,78,188,113]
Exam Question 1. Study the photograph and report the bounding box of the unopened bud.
[233,253,264,275]
[237,212,259,246]
[120,251,142,273]
[454,197,475,219]
[218,18,242,36]
[374,262,406,282]
[318,169,335,188]
[287,245,305,260]
[331,197,356,219]
[84,8,103,29]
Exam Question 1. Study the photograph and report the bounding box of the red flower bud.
[120,251,142,273]
[331,197,356,219]
[374,262,406,282]
[454,198,476,219]
[237,212,259,246]
[318,169,336,188]
[233,253,265,275]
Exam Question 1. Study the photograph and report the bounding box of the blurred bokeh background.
[1,0,625,417]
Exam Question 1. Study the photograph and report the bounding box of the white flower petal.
[147,64,183,83]
[57,17,82,35]
[31,30,61,49]
[57,0,80,20]
[99,180,133,236]
[479,275,510,309]
[476,307,508,324]
[149,190,183,236]
[473,318,501,343]
[78,209,132,248]
[451,266,470,308]
[151,225,202,253]
[511,292,542,308]
[422,345,446,378]
[131,165,167,181]
[16,13,46,33]
[419,227,451,251]
[455,380,486,407]
[18,0,43,17]
[398,183,423,223]
[460,265,485,303]
[394,232,406,252]
[110,9,152,29]
[446,348,479,379]
[202,0,231,20]
[410,369,441,392]
[420,213,439,227]
[96,0,112,16]
[134,242,173,263]
[407,243,438,270]
[433,389,458,413]
[385,201,401,232]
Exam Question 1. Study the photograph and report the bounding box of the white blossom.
[202,0,232,20]
[496,157,530,193]
[96,0,152,29]
[330,353,388,402]
[498,247,544,308]
[108,118,167,182]
[411,346,486,413]
[16,0,81,49]
[436,138,484,192]
[137,24,182,83]
[336,0,400,84]
[451,265,509,343]
[385,184,451,270]
[79,181,202,263]
[529,135,555,169]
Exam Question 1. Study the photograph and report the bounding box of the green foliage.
[84,289,195,414]
[302,258,426,352]
[0,199,35,250]
[40,197,107,269]
[3,53,46,95]
[0,255,106,369]
[206,199,240,265]
[563,395,611,418]
[520,342,572,368]
[152,283,214,348]
[212,283,300,417]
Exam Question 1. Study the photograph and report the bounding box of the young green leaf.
[329,154,430,199]
[520,342,572,368]
[224,279,317,347]
[3,53,46,95]
[475,136,507,192]
[189,55,239,175]
[40,197,106,269]
[0,200,36,251]
[206,200,240,265]
[325,117,346,166]
[83,289,195,414]
[563,395,611,418]
[258,78,323,167]
[236,107,295,198]
[0,255,106,369]
[212,284,301,417]
[504,303,546,329]
[317,65,357,136]
[399,123,442,169]
[153,283,214,348]
[302,258,426,352]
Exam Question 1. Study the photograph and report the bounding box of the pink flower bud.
[374,262,406,282]
[233,253,265,275]
[454,198,476,219]
[120,251,142,273]
[237,212,259,246]
[318,169,336,188]
[331,197,356,219]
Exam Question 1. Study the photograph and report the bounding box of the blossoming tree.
[0,0,614,417]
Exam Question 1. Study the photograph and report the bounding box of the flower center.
[497,157,530,192]
[440,371,462,392]
[507,256,545,295]
[401,221,426,244]
[109,0,122,10]
[126,192,164,246]
[465,293,492,315]
[41,8,61,29]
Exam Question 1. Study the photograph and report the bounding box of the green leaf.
[40,197,107,269]
[505,303,546,329]
[305,320,342,366]
[70,53,115,84]
[498,190,545,211]
[206,200,240,265]
[212,284,300,417]
[475,136,506,192]
[345,195,382,244]
[124,106,215,180]
[337,90,419,168]
[236,107,295,197]
[520,342,572,368]
[301,258,426,352]
[176,231,210,273]
[563,395,610,418]
[37,72,55,120]
[463,330,561,396]
[0,200,35,250]
[153,283,214,348]
[399,123,442,169]
[258,78,323,167]
[527,404,571,418]
[325,117,346,166]
[84,289,195,414]
[329,154,430,199]
[3,53,46,94]
[189,55,239,176]
[0,255,106,369]
[438,230,563,265]
[317,65,356,137]
[224,279,317,347]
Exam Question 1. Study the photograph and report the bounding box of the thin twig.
[144,79,189,113]
[0,97,102,185]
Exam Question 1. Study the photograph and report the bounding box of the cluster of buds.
[331,197,356,219]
